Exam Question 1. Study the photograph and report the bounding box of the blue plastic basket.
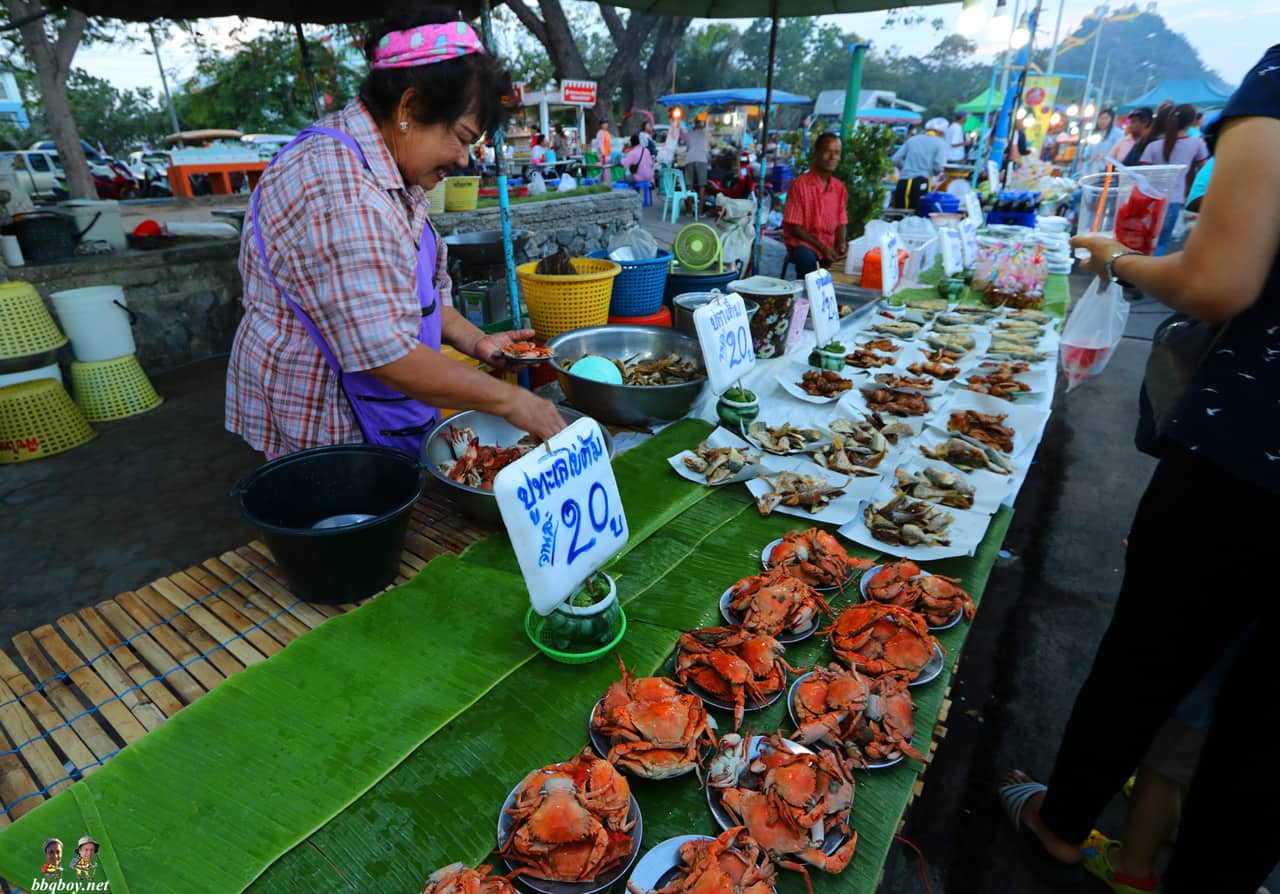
[587,249,672,316]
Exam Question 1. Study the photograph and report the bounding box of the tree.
[2,0,100,197]
[67,69,170,152]
[174,25,361,132]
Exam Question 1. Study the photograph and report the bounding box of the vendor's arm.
[1070,116,1280,323]
[441,306,541,371]
[831,224,848,260]
[370,346,564,439]
[785,222,837,261]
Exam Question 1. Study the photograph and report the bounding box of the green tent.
[956,87,1005,115]
[1118,79,1232,113]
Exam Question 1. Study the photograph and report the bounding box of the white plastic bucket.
[59,200,127,252]
[0,363,61,388]
[50,285,136,362]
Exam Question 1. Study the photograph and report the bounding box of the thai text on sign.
[693,291,755,395]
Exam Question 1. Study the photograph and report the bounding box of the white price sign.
[804,269,841,346]
[879,231,900,296]
[493,417,629,615]
[939,227,964,276]
[964,191,984,224]
[693,291,756,395]
[960,218,979,266]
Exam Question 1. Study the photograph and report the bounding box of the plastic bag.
[608,227,658,261]
[527,171,546,196]
[557,173,577,192]
[1060,276,1129,391]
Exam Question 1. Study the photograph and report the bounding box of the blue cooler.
[918,192,961,216]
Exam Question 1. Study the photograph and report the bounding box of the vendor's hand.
[1068,234,1127,280]
[503,389,566,442]
[473,328,539,370]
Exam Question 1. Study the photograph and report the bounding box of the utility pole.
[1097,54,1111,111]
[149,23,180,136]
[1047,0,1066,74]
[1081,5,1107,118]
[999,0,1023,95]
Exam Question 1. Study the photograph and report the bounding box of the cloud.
[1166,9,1247,22]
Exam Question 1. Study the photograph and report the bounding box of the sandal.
[1081,830,1158,893]
[997,777,1086,887]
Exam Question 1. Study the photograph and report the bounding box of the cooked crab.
[824,602,940,680]
[501,341,555,360]
[726,569,834,637]
[863,495,954,547]
[792,664,926,767]
[614,353,704,386]
[767,527,874,588]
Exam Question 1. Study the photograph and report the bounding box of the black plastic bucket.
[231,445,424,604]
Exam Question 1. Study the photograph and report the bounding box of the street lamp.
[957,0,988,35]
[1010,12,1031,49]
[989,0,1013,41]
[1066,103,1080,117]
[1084,102,1096,118]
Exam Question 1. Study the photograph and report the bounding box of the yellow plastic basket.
[517,258,621,341]
[70,355,163,422]
[0,379,96,464]
[444,176,480,212]
[0,281,67,360]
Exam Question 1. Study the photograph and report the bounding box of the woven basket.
[0,281,67,360]
[0,379,96,464]
[517,258,621,341]
[70,355,163,422]
[587,249,671,317]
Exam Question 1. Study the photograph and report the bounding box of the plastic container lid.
[727,275,803,297]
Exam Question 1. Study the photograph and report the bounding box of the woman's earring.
[399,121,409,132]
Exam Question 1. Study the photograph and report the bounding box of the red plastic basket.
[608,306,672,327]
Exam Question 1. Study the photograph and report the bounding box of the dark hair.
[629,133,640,148]
[554,123,565,135]
[360,7,513,136]
[1096,106,1116,138]
[1128,106,1153,125]
[814,132,840,154]
[954,112,967,122]
[1160,103,1198,161]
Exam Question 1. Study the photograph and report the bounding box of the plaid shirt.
[226,100,452,456]
[782,171,848,252]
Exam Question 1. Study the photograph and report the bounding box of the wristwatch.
[1105,249,1142,288]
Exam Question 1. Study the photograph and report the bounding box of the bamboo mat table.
[0,482,497,826]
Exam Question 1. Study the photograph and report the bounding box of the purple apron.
[250,126,442,455]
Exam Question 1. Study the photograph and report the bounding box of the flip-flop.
[1081,830,1158,893]
[997,778,1086,887]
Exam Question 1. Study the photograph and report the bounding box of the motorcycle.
[703,147,759,209]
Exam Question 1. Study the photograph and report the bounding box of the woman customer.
[1000,43,1280,894]
[1085,107,1123,172]
[621,133,654,186]
[226,9,565,458]
[1140,103,1209,254]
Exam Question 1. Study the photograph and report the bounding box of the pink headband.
[373,21,486,69]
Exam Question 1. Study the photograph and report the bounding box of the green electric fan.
[672,223,723,272]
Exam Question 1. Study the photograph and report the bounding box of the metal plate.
[626,836,715,894]
[719,586,820,645]
[785,672,903,770]
[705,735,852,857]
[859,564,963,632]
[497,782,643,894]
[760,538,859,594]
[675,648,785,716]
[588,700,716,780]
[910,642,946,688]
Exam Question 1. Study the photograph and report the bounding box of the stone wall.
[4,189,641,373]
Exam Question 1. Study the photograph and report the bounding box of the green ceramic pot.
[716,390,760,428]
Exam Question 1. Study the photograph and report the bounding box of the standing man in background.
[891,118,947,210]
[684,117,711,214]
[783,132,848,277]
[947,112,969,163]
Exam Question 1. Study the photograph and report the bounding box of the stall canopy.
[956,87,1006,115]
[856,107,920,124]
[1118,79,1232,112]
[657,88,812,108]
[49,0,491,21]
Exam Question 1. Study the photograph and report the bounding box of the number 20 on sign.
[493,417,629,615]
[692,291,755,395]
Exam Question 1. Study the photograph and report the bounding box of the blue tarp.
[1117,79,1232,112]
[656,88,813,107]
[857,107,921,123]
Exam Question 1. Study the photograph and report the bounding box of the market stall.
[0,237,1070,892]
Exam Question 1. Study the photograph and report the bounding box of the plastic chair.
[662,169,698,224]
[657,166,676,197]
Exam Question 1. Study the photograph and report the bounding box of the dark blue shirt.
[1165,44,1280,493]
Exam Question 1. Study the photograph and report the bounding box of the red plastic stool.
[608,306,672,327]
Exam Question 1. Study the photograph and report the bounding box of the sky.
[71,0,1273,101]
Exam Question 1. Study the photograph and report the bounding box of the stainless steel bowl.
[421,407,615,524]
[672,293,758,337]
[546,325,707,426]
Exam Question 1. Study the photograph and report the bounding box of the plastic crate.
[986,210,1038,228]
[587,249,672,317]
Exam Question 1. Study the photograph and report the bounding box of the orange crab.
[711,734,857,894]
[792,665,925,767]
[421,863,518,894]
[647,826,777,894]
[440,425,532,491]
[592,657,715,779]
[499,749,635,882]
[674,626,800,731]
[767,528,874,589]
[865,561,975,627]
[824,603,940,681]
[502,341,554,360]
[725,570,834,638]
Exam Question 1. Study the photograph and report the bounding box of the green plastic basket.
[525,604,627,665]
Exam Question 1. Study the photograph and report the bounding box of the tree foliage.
[67,69,171,150]
[174,25,361,132]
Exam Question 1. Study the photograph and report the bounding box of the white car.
[0,150,64,199]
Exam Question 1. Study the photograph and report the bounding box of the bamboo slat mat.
[0,482,496,826]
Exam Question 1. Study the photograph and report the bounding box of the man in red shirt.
[783,133,848,277]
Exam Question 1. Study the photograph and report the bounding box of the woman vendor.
[226,10,565,457]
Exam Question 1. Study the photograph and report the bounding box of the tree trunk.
[5,0,95,199]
